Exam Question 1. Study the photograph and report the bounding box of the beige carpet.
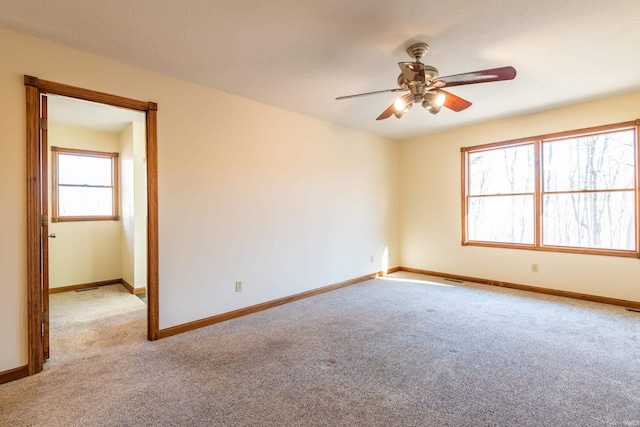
[47,284,147,367]
[1,273,639,426]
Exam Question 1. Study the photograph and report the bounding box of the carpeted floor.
[44,284,147,367]
[1,272,639,426]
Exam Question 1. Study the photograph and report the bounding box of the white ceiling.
[2,1,640,140]
[47,95,145,133]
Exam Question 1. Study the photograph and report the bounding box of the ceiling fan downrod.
[406,42,429,62]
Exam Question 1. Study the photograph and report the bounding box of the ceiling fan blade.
[376,103,396,120]
[433,66,516,88]
[336,88,406,100]
[398,62,425,83]
[438,89,472,112]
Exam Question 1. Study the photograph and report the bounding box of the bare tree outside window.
[542,130,635,250]
[467,144,534,244]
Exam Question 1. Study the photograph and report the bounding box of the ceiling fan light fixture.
[393,98,406,111]
[422,91,445,114]
[422,100,441,115]
[394,102,412,118]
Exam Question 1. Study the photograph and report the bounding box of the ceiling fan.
[336,42,516,120]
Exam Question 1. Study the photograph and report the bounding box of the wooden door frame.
[24,75,160,376]
[41,94,50,360]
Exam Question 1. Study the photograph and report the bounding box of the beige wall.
[0,28,400,372]
[119,121,147,290]
[132,122,148,289]
[399,91,640,303]
[120,123,135,287]
[47,124,122,289]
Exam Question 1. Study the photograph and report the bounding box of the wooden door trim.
[146,105,159,340]
[35,78,151,111]
[24,77,42,375]
[24,75,160,376]
[41,94,50,361]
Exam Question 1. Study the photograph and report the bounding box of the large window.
[51,147,120,222]
[462,121,639,257]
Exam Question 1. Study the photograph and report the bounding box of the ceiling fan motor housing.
[398,64,439,88]
[422,65,439,82]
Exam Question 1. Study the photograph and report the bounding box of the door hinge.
[42,311,49,324]
[40,117,48,130]
[42,214,48,227]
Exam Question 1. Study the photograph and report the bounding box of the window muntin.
[52,147,119,222]
[462,122,639,257]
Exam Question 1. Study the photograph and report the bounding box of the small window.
[51,147,119,222]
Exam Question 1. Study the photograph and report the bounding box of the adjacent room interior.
[43,96,149,362]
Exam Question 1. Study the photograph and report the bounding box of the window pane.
[543,191,635,250]
[468,195,534,244]
[59,187,113,216]
[468,144,534,195]
[543,130,635,192]
[58,154,112,186]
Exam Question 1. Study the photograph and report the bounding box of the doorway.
[46,94,148,360]
[24,76,160,376]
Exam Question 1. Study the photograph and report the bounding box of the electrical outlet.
[370,255,374,263]
[531,263,539,273]
[235,281,242,292]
